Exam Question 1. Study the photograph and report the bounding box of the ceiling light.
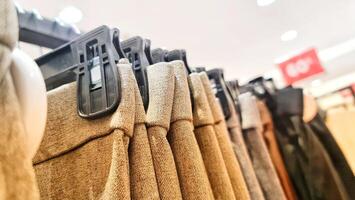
[58,6,83,24]
[281,30,298,42]
[257,0,276,7]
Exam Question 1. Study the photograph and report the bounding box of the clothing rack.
[16,7,81,49]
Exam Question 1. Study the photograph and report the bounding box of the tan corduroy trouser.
[239,93,287,200]
[189,73,236,200]
[257,100,298,200]
[226,100,265,200]
[34,64,136,199]
[0,0,39,199]
[145,63,182,200]
[167,61,214,200]
[123,59,160,200]
[199,73,250,200]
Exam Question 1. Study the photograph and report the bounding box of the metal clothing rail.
[16,6,81,49]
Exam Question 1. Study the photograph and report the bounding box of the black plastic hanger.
[144,39,154,65]
[166,49,192,74]
[36,25,125,119]
[226,79,243,123]
[264,78,277,94]
[193,67,206,73]
[151,48,168,63]
[207,68,232,119]
[121,36,150,109]
[247,76,277,111]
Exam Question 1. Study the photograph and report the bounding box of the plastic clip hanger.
[166,49,192,74]
[248,76,277,110]
[193,67,206,73]
[151,48,168,63]
[36,25,124,119]
[227,79,243,123]
[264,77,277,94]
[121,36,150,109]
[207,68,233,119]
[144,39,154,65]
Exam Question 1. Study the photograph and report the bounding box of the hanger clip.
[207,68,232,119]
[121,36,150,109]
[36,25,124,119]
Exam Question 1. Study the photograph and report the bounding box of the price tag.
[278,48,324,85]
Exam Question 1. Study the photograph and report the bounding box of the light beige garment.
[34,64,136,199]
[199,73,251,200]
[167,61,214,200]
[189,73,236,200]
[0,0,40,199]
[145,63,183,200]
[122,59,160,200]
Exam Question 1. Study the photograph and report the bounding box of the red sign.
[278,48,324,85]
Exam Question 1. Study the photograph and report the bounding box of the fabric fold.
[122,59,160,200]
[239,92,287,200]
[257,100,298,200]
[189,73,236,200]
[227,99,265,200]
[34,64,136,199]
[167,61,214,200]
[199,72,250,200]
[146,62,182,200]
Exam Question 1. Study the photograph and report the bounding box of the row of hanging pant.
[30,59,353,200]
[1,0,354,199]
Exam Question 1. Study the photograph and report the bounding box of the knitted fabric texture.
[120,59,160,200]
[239,93,287,200]
[189,73,236,200]
[199,73,250,200]
[167,61,214,200]
[33,64,136,199]
[0,0,40,199]
[145,63,182,200]
[257,100,298,200]
[227,99,265,200]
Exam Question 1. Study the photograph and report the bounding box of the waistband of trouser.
[169,61,193,123]
[33,64,136,164]
[189,73,214,127]
[146,62,175,130]
[239,92,262,130]
[199,72,225,123]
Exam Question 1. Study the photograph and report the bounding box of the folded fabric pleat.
[227,99,265,200]
[146,62,182,200]
[189,73,236,200]
[121,59,160,200]
[34,64,136,199]
[257,100,298,200]
[240,93,287,200]
[167,61,214,200]
[199,72,250,200]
